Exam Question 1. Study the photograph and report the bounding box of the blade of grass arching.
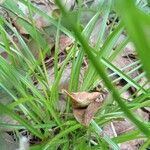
[113,129,142,143]
[131,89,150,104]
[91,120,120,150]
[2,0,47,48]
[0,79,32,115]
[119,72,146,94]
[26,0,51,88]
[81,23,124,90]
[109,15,118,33]
[106,72,147,113]
[69,6,105,91]
[26,0,44,49]
[95,0,112,49]
[82,11,101,38]
[92,61,142,95]
[76,0,83,27]
[67,46,84,113]
[0,103,44,139]
[131,100,150,111]
[84,57,140,91]
[55,0,150,138]
[80,2,113,90]
[106,72,147,112]
[26,0,51,87]
[0,24,26,58]
[69,11,102,91]
[50,45,75,104]
[0,56,51,125]
[6,26,36,65]
[0,82,43,125]
[94,60,140,86]
[107,71,145,104]
[43,124,82,150]
[112,64,142,86]
[130,80,150,100]
[0,62,37,120]
[0,83,16,100]
[3,19,48,82]
[68,9,104,108]
[8,97,34,108]
[110,60,140,77]
[2,19,35,63]
[86,58,140,92]
[0,121,56,130]
[78,11,105,91]
[101,57,146,93]
[38,48,51,91]
[17,72,61,126]
[54,17,61,78]
[0,23,15,63]
[98,23,124,58]
[0,22,25,64]
[139,139,150,150]
[19,0,73,39]
[109,37,129,61]
[8,98,46,124]
[116,1,150,81]
[69,48,84,91]
[81,63,98,91]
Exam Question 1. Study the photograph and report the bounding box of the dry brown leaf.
[48,35,73,54]
[83,100,103,126]
[58,35,73,52]
[63,90,107,126]
[63,90,102,108]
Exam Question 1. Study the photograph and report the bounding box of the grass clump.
[0,0,150,149]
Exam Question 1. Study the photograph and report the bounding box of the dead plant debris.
[63,90,108,126]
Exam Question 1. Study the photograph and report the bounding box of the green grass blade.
[55,0,150,138]
[0,103,44,139]
[116,1,150,81]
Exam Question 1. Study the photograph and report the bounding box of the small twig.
[91,120,120,150]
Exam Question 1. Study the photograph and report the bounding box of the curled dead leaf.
[63,90,107,126]
[58,35,73,52]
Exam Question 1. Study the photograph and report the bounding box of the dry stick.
[91,120,120,150]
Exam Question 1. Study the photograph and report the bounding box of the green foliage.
[0,0,150,149]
